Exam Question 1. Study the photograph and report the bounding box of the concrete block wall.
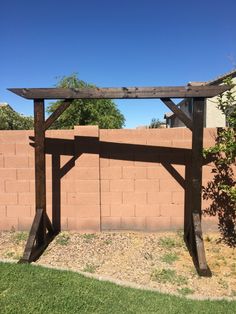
[0,127,218,232]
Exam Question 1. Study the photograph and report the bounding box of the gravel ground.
[0,230,236,299]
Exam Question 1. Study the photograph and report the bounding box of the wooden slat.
[161,98,193,130]
[45,100,71,130]
[8,85,229,99]
[18,208,44,263]
[34,99,46,246]
[191,97,208,272]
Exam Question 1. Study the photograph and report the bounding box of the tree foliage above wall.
[47,74,125,129]
[0,104,33,130]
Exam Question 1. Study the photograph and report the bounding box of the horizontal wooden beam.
[161,98,193,131]
[8,85,229,100]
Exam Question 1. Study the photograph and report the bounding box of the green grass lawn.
[0,262,235,314]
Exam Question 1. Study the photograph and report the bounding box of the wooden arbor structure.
[9,84,228,275]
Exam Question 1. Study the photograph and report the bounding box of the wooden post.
[52,154,61,233]
[191,97,208,274]
[34,99,46,246]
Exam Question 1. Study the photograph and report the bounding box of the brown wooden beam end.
[161,98,193,130]
[8,85,229,100]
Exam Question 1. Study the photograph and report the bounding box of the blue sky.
[1,0,235,128]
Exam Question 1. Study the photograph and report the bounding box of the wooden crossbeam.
[8,85,229,100]
[161,98,193,130]
[45,100,72,130]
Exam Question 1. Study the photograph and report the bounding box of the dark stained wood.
[45,100,72,130]
[34,99,46,246]
[52,154,61,233]
[191,97,208,272]
[8,85,229,99]
[18,208,44,263]
[161,98,193,130]
[29,233,55,262]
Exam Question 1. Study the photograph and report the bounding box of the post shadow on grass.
[30,135,211,275]
[202,146,236,248]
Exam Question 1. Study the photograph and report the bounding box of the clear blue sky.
[1,0,235,128]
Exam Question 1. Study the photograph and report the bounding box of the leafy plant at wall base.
[203,77,236,247]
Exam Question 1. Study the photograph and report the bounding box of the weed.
[177,287,195,296]
[12,232,28,244]
[143,252,153,260]
[82,234,97,242]
[231,290,236,297]
[151,268,187,286]
[205,235,212,242]
[83,263,97,273]
[104,239,112,245]
[159,236,183,249]
[55,232,70,246]
[161,252,179,265]
[218,278,228,289]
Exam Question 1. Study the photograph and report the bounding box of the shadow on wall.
[202,156,236,248]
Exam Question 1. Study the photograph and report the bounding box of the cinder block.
[75,205,100,218]
[68,217,100,232]
[172,191,184,204]
[75,168,99,180]
[160,204,184,217]
[0,193,18,205]
[18,193,35,205]
[101,192,122,205]
[7,205,31,217]
[170,217,184,230]
[18,217,32,231]
[101,217,121,230]
[0,205,6,217]
[110,204,135,217]
[121,217,146,230]
[0,143,15,155]
[101,180,110,192]
[15,143,32,155]
[135,179,159,192]
[5,181,30,193]
[159,179,183,192]
[0,180,4,192]
[147,191,172,204]
[122,166,147,179]
[74,180,99,193]
[61,205,76,218]
[67,192,99,205]
[110,179,134,192]
[4,156,29,168]
[0,156,4,167]
[74,125,99,137]
[0,169,17,180]
[101,167,122,179]
[135,204,160,217]
[123,192,147,205]
[146,216,171,231]
[101,204,110,217]
[0,217,18,231]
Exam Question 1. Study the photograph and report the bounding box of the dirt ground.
[0,230,236,299]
